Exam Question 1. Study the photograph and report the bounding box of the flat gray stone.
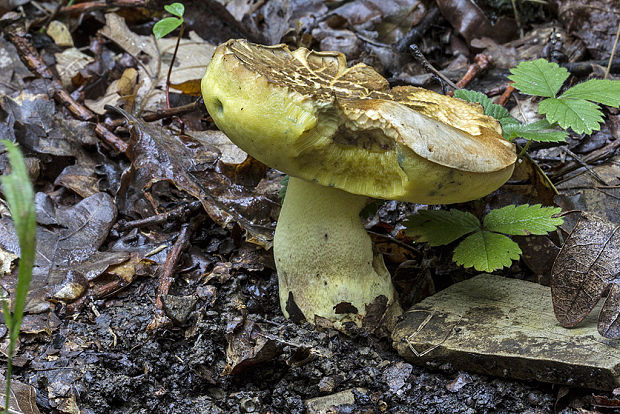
[392,274,620,390]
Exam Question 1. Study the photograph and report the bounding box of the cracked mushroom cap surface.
[202,39,516,204]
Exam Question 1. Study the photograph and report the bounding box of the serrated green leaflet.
[538,97,603,134]
[509,59,569,98]
[164,3,185,17]
[153,16,182,39]
[405,209,480,246]
[453,89,515,126]
[503,119,568,142]
[559,79,620,107]
[454,88,567,142]
[453,231,521,272]
[483,204,563,235]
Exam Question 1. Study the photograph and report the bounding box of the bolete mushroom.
[201,39,516,328]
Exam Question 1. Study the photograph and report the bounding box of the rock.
[392,274,620,390]
[383,362,412,396]
[305,388,366,413]
[161,294,197,325]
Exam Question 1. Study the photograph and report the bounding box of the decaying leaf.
[0,380,40,414]
[551,213,620,338]
[112,106,277,248]
[598,283,620,339]
[54,48,94,91]
[98,13,215,112]
[0,192,123,315]
[223,319,281,375]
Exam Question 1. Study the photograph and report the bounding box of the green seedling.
[418,59,619,272]
[406,205,563,272]
[0,140,36,414]
[152,2,185,40]
[509,58,620,135]
[152,2,186,112]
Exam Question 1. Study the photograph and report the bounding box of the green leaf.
[483,204,563,235]
[453,231,521,272]
[279,175,289,201]
[453,89,516,127]
[559,79,620,107]
[538,97,603,135]
[405,209,480,246]
[164,2,185,17]
[508,59,569,98]
[0,140,36,331]
[153,16,182,39]
[502,119,568,142]
[0,140,36,414]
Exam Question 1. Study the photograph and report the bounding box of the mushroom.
[201,39,516,329]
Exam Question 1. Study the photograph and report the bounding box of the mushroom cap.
[202,39,516,204]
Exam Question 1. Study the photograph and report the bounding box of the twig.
[59,0,146,15]
[146,221,197,332]
[142,98,205,122]
[408,44,458,90]
[367,230,422,257]
[605,19,620,79]
[454,54,490,90]
[496,83,515,106]
[396,6,440,53]
[550,138,620,181]
[561,59,620,76]
[5,21,128,153]
[114,200,203,231]
[563,148,610,186]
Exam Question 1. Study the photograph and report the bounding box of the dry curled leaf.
[223,319,281,375]
[551,213,620,338]
[598,283,620,339]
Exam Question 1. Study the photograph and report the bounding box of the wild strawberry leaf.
[560,79,620,107]
[538,97,603,135]
[405,209,480,246]
[483,204,563,235]
[453,89,515,127]
[453,231,521,272]
[509,59,569,98]
[502,119,568,142]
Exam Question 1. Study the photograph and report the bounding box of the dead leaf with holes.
[551,213,620,338]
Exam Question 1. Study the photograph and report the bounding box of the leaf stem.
[165,22,184,111]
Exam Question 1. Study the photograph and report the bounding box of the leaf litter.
[0,0,618,412]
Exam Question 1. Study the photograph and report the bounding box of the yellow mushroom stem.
[274,176,401,327]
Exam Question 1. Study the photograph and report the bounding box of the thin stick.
[115,200,202,231]
[146,221,196,332]
[605,19,620,79]
[143,98,203,122]
[408,44,458,90]
[563,148,610,186]
[165,24,185,110]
